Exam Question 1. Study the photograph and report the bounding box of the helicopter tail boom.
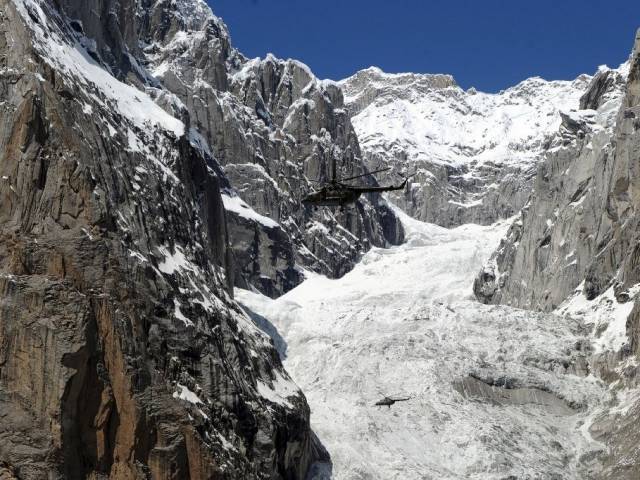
[347,178,408,194]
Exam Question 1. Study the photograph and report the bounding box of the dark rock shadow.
[238,303,332,476]
[306,431,333,480]
[239,302,288,360]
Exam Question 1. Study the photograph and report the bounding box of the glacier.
[238,206,612,479]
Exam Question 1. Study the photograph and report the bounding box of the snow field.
[239,206,607,479]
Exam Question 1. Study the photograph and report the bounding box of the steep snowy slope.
[239,208,611,479]
[340,67,596,226]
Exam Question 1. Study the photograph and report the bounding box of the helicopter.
[301,155,410,208]
[373,395,412,409]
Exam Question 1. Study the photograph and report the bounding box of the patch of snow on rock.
[222,193,280,229]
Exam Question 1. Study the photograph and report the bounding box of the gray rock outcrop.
[473,61,629,311]
[44,0,403,299]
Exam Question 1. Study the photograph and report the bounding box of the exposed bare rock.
[0,0,326,477]
[454,375,577,416]
[473,57,629,311]
[41,0,403,299]
[580,68,625,111]
[136,2,403,297]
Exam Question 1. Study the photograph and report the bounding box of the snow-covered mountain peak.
[343,67,593,171]
[339,66,457,116]
[168,0,220,30]
[342,65,456,88]
[339,63,628,227]
[138,0,404,296]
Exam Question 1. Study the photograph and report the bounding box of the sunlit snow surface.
[12,0,184,138]
[238,208,608,479]
[341,68,591,170]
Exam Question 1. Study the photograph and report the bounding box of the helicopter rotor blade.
[339,167,391,183]
[284,176,324,184]
[339,169,417,187]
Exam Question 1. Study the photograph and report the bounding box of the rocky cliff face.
[340,66,592,227]
[44,0,403,299]
[135,0,403,297]
[0,0,328,477]
[473,62,629,310]
[475,30,640,478]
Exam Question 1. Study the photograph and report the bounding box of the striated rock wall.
[43,0,403,299]
[473,55,631,311]
[0,0,326,478]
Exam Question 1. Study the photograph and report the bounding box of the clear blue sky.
[209,0,638,92]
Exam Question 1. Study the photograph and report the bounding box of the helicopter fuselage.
[302,180,408,208]
[374,396,411,408]
[302,186,362,207]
